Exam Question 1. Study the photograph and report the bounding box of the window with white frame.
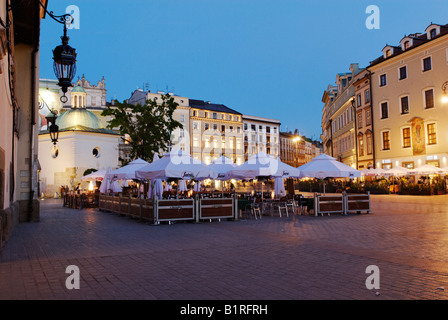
[422,57,432,72]
[380,74,387,87]
[400,96,410,114]
[399,66,407,80]
[424,89,435,109]
[365,89,370,104]
[193,136,200,147]
[358,133,364,157]
[366,131,373,155]
[365,109,371,126]
[380,102,389,119]
[402,127,411,148]
[427,123,437,145]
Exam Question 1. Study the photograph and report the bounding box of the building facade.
[189,99,243,165]
[321,84,338,157]
[321,64,363,168]
[126,89,191,163]
[242,115,280,161]
[38,85,121,196]
[368,23,448,170]
[279,131,305,167]
[1,0,46,248]
[352,69,374,169]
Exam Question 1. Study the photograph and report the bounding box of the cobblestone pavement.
[1,194,448,302]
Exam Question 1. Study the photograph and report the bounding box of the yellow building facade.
[368,23,448,170]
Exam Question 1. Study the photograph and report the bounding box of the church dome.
[71,85,87,94]
[56,108,104,130]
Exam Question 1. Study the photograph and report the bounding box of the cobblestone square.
[1,194,448,302]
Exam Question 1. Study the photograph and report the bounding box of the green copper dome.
[56,108,104,130]
[71,85,87,94]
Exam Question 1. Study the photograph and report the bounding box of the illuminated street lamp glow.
[442,81,448,103]
[442,91,448,103]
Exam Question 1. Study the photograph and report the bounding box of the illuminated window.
[365,109,371,126]
[382,131,390,150]
[427,123,437,145]
[366,132,373,155]
[193,136,199,147]
[402,162,414,169]
[402,128,411,148]
[358,133,364,156]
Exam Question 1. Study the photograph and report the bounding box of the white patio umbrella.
[274,177,286,197]
[297,154,361,194]
[228,152,300,180]
[178,179,188,192]
[99,167,122,194]
[152,179,164,199]
[193,181,201,192]
[208,156,237,180]
[164,182,173,192]
[409,164,447,175]
[383,166,411,177]
[135,149,211,181]
[208,156,237,195]
[362,167,385,177]
[105,158,149,181]
[80,169,107,181]
[383,166,411,194]
[298,154,361,179]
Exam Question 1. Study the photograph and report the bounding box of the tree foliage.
[101,94,183,162]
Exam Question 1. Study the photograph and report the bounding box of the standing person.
[75,183,81,194]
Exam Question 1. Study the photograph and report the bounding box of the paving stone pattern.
[1,194,448,300]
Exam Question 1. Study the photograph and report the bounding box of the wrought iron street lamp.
[39,94,59,145]
[52,27,77,103]
[38,2,78,145]
[40,2,77,103]
[45,110,59,145]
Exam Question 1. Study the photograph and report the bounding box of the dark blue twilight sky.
[39,0,448,140]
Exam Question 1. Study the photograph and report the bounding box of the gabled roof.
[369,23,448,67]
[189,99,241,115]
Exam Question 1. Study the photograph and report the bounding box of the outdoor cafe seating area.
[63,151,374,224]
